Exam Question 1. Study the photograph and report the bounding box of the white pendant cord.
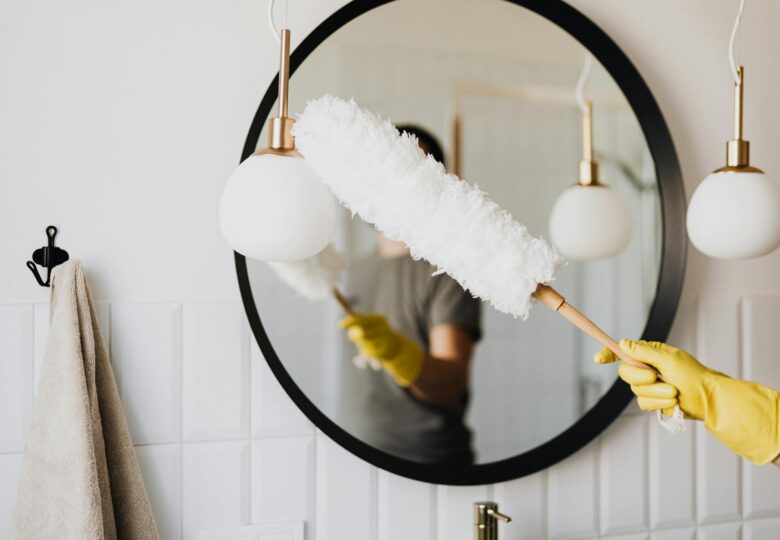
[728,0,746,84]
[575,52,593,113]
[267,0,289,45]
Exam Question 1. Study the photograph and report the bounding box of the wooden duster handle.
[332,288,354,315]
[532,284,651,371]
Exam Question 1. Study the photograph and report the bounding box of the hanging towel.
[11,260,159,540]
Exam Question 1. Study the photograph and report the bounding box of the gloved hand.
[339,313,424,387]
[595,339,780,465]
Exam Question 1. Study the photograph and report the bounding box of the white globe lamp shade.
[549,185,632,260]
[686,66,780,260]
[219,153,336,261]
[687,171,780,259]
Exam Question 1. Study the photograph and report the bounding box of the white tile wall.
[494,470,547,539]
[182,440,251,540]
[649,419,695,529]
[649,528,695,540]
[0,453,23,534]
[744,517,780,540]
[698,522,741,540]
[136,443,182,540]
[111,302,183,445]
[741,298,780,523]
[183,302,250,442]
[251,341,314,438]
[547,440,599,539]
[377,471,435,540]
[0,305,33,453]
[696,300,741,525]
[610,534,648,540]
[201,521,304,540]
[436,484,490,540]
[315,435,377,540]
[251,436,314,525]
[2,297,780,540]
[742,462,780,522]
[600,416,648,536]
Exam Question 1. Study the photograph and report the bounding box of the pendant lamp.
[220,2,336,261]
[687,0,780,259]
[549,55,632,260]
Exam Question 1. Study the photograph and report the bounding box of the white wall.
[1,1,780,539]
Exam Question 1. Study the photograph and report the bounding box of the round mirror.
[236,0,685,484]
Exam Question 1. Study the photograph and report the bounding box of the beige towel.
[11,260,159,540]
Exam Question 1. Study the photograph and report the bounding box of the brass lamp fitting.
[259,28,300,157]
[715,66,762,173]
[578,100,600,186]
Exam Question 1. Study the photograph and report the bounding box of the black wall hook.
[27,226,69,287]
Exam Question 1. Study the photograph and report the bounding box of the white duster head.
[293,95,564,319]
[267,243,345,301]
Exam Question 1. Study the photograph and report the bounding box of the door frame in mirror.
[234,0,686,485]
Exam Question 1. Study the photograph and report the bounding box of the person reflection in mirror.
[340,126,482,465]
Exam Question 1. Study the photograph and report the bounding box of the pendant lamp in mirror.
[549,98,632,260]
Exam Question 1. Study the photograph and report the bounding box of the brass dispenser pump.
[474,502,511,540]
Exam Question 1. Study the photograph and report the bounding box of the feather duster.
[267,243,344,301]
[293,95,563,319]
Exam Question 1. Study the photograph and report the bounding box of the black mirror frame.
[234,0,686,486]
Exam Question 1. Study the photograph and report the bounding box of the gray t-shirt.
[346,254,482,465]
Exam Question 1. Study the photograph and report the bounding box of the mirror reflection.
[248,0,661,465]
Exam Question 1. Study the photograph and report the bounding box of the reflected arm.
[409,324,474,409]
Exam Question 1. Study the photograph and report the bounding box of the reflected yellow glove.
[595,339,780,465]
[339,313,424,387]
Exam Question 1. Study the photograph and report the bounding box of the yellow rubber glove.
[595,339,780,465]
[339,313,424,387]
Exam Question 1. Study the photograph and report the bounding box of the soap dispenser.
[474,502,511,540]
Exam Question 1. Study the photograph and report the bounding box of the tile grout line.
[311,434,318,540]
[693,298,702,530]
[245,317,253,527]
[649,410,656,532]
[435,484,441,540]
[643,414,650,534]
[430,481,437,540]
[595,435,602,537]
[737,296,746,521]
[27,303,35,449]
[371,465,378,540]
[373,465,379,540]
[178,302,184,540]
[544,462,550,539]
[543,469,550,539]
